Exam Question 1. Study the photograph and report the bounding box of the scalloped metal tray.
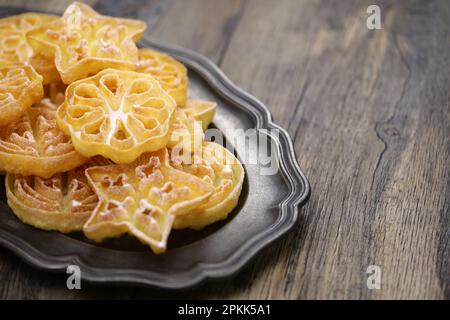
[0,7,310,289]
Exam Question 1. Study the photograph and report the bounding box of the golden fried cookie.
[0,65,43,126]
[0,13,57,66]
[27,2,146,84]
[84,149,214,254]
[0,97,87,178]
[6,157,110,233]
[171,142,245,230]
[57,69,176,163]
[137,48,188,107]
[29,52,61,85]
[167,108,203,155]
[182,99,216,131]
[47,80,67,105]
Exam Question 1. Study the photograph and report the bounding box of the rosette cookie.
[172,142,245,230]
[0,65,43,126]
[0,13,56,66]
[27,2,146,84]
[167,100,217,154]
[84,149,214,254]
[137,48,188,107]
[0,97,87,178]
[182,99,216,131]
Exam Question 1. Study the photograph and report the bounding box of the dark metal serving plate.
[0,7,310,289]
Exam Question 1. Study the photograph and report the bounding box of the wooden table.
[0,0,448,300]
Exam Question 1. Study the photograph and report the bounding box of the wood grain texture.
[0,0,448,299]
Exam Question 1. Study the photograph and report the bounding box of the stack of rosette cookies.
[0,2,244,254]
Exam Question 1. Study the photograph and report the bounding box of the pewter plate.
[0,7,310,289]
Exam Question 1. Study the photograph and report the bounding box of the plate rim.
[0,26,310,289]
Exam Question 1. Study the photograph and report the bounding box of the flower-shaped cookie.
[167,108,204,155]
[0,97,87,178]
[0,65,43,126]
[137,48,188,106]
[27,2,146,84]
[6,157,110,233]
[56,69,176,163]
[0,13,57,67]
[84,149,214,254]
[171,142,245,230]
[47,80,67,106]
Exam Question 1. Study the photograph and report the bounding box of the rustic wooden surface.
[0,0,448,300]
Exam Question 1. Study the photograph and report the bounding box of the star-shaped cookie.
[27,2,146,84]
